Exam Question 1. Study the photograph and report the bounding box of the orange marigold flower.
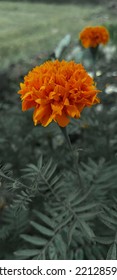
[18,60,100,127]
[79,26,109,48]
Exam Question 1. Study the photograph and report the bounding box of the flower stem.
[90,46,98,81]
[59,126,83,191]
[93,59,96,80]
[59,126,72,152]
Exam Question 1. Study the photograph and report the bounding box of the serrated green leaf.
[20,234,47,246]
[30,221,54,237]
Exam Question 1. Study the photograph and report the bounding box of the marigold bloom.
[79,26,109,48]
[18,60,100,127]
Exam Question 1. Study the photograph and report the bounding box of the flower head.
[79,26,109,48]
[18,60,100,127]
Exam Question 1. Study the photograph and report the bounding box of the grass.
[0,1,117,69]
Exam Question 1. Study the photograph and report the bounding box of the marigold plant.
[79,26,109,48]
[18,60,100,127]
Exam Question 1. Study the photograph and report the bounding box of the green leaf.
[37,155,43,169]
[100,214,117,228]
[100,219,115,231]
[68,219,77,246]
[33,210,54,229]
[74,248,84,260]
[20,234,47,246]
[92,246,104,260]
[27,163,39,172]
[77,211,99,220]
[56,215,72,231]
[46,164,57,181]
[73,202,98,213]
[88,158,98,168]
[42,158,54,176]
[14,249,40,258]
[54,233,67,259]
[106,243,117,260]
[103,206,117,219]
[68,190,81,203]
[55,210,69,223]
[96,236,114,245]
[50,175,62,188]
[32,250,45,260]
[0,225,13,240]
[70,188,93,207]
[48,244,58,260]
[30,221,54,237]
[85,246,96,260]
[114,232,117,243]
[79,221,95,239]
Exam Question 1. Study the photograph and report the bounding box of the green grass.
[0,1,117,69]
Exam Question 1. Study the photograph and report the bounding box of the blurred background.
[0,0,117,69]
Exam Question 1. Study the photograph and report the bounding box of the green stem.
[90,46,98,81]
[93,59,96,81]
[59,126,83,191]
[59,126,72,152]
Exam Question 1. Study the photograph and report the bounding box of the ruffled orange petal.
[66,105,80,118]
[55,113,70,127]
[33,105,51,125]
[41,114,53,127]
[51,103,63,115]
[22,100,36,111]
